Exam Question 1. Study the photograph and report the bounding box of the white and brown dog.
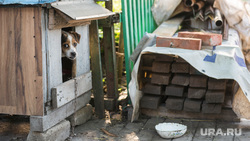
[61,31,81,60]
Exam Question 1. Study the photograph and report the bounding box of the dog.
[61,31,81,60]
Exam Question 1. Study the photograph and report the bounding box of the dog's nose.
[71,52,76,57]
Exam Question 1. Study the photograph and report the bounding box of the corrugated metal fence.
[121,0,157,85]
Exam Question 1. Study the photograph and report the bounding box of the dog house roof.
[0,0,56,5]
[51,0,115,21]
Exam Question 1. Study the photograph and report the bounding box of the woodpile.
[139,53,239,117]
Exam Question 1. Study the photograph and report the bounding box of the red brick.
[178,31,222,46]
[151,73,171,85]
[165,97,185,110]
[140,95,161,109]
[156,37,202,50]
[188,88,206,99]
[142,83,163,95]
[155,54,174,62]
[165,85,185,97]
[141,54,155,66]
[183,99,202,112]
[172,62,190,73]
[202,103,222,114]
[189,66,203,75]
[171,74,190,86]
[189,75,208,88]
[205,90,225,103]
[208,78,227,90]
[152,61,171,73]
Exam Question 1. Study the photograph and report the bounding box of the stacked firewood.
[139,53,238,114]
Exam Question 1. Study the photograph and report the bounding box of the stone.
[68,104,93,127]
[27,120,70,141]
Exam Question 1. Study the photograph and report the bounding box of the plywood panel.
[0,7,43,116]
[51,72,92,108]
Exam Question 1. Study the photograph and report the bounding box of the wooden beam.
[51,72,92,108]
[153,16,185,37]
[89,20,105,118]
[30,91,91,132]
[103,0,118,111]
[118,22,124,84]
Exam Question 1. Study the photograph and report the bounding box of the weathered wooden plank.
[153,16,185,37]
[30,91,91,132]
[89,20,105,118]
[52,72,92,108]
[75,25,91,75]
[0,7,43,116]
[48,8,91,30]
[46,28,63,103]
[41,9,48,107]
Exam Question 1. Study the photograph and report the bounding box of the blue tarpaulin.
[0,0,56,5]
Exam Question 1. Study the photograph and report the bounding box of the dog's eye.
[64,44,69,48]
[73,43,77,47]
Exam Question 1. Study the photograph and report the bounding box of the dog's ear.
[62,31,68,43]
[70,31,81,43]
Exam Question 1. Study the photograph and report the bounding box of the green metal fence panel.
[121,0,157,85]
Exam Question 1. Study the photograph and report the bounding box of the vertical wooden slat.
[75,25,91,76]
[89,20,105,118]
[46,26,62,103]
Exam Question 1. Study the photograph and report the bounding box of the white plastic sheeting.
[214,0,250,65]
[129,29,250,122]
[151,0,182,25]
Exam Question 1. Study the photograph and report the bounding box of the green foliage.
[97,0,121,44]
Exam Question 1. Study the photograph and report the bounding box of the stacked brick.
[139,53,237,115]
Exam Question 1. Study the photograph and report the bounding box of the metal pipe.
[193,1,205,11]
[184,0,196,7]
[214,9,223,27]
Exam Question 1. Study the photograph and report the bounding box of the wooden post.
[89,20,105,118]
[118,22,124,84]
[103,0,119,111]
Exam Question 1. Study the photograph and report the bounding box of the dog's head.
[61,31,81,60]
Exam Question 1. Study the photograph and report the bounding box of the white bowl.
[155,122,187,139]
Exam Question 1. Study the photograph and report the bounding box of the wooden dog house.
[0,0,114,132]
